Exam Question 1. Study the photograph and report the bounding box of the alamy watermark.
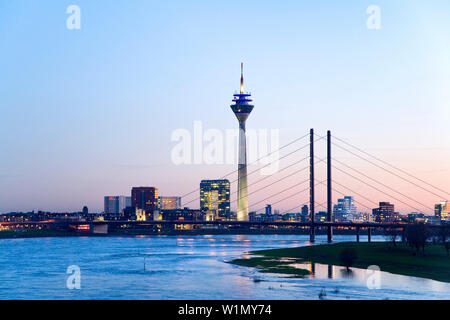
[171,121,280,175]
[366,5,381,30]
[66,265,81,289]
[66,5,81,30]
[365,265,381,289]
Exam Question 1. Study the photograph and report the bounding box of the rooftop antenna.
[240,62,244,94]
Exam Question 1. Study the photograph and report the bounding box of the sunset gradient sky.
[1,0,449,214]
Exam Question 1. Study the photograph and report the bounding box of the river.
[0,234,448,299]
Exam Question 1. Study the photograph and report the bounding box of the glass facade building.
[200,180,230,219]
[435,201,450,222]
[104,196,131,215]
[158,196,182,210]
[372,202,398,222]
[333,196,357,222]
[131,187,158,217]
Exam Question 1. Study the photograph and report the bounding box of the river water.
[0,234,448,300]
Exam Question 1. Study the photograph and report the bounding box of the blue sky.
[1,0,449,213]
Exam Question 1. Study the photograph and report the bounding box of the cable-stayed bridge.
[4,129,449,241]
[177,128,450,242]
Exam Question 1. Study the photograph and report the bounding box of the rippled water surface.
[0,234,448,299]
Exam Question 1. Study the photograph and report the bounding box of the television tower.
[231,63,254,221]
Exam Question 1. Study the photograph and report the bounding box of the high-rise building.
[372,202,398,222]
[160,208,204,221]
[131,187,158,218]
[200,180,230,219]
[316,211,328,222]
[265,204,272,215]
[230,63,254,221]
[435,201,450,221]
[347,212,372,223]
[104,196,131,215]
[301,205,308,215]
[158,196,182,210]
[333,196,357,222]
[408,212,426,223]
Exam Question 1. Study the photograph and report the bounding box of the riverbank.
[0,228,386,239]
[230,242,450,283]
[0,229,312,239]
[0,229,85,239]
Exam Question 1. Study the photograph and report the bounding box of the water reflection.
[289,260,449,295]
[0,234,448,300]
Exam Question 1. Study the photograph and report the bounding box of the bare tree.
[384,228,401,247]
[438,226,450,256]
[405,223,431,255]
[339,248,358,271]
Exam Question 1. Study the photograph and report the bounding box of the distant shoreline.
[0,228,386,239]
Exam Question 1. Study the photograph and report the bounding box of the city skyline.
[1,1,450,305]
[1,1,450,213]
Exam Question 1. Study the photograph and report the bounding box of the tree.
[405,223,431,254]
[384,228,401,247]
[339,248,358,271]
[437,226,450,256]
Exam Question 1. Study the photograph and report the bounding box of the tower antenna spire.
[240,62,244,94]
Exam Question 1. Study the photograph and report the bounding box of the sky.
[1,0,450,214]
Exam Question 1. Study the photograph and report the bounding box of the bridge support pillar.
[401,228,406,243]
[327,226,332,243]
[309,128,315,243]
[310,224,315,243]
[92,224,108,235]
[356,227,360,242]
[326,130,333,243]
[368,227,372,243]
[328,265,333,279]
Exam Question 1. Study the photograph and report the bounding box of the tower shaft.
[237,121,248,221]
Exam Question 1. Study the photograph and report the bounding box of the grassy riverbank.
[230,242,450,283]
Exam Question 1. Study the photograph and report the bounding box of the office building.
[158,196,182,210]
[372,202,398,222]
[200,179,230,219]
[160,208,204,221]
[407,212,426,223]
[104,196,131,215]
[131,187,158,219]
[435,201,450,222]
[333,196,357,222]
[301,205,308,216]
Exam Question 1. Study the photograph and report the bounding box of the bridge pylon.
[310,128,315,243]
[327,130,333,243]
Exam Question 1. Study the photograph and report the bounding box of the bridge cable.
[235,158,324,204]
[182,136,324,207]
[332,134,450,197]
[180,132,310,199]
[331,139,448,200]
[330,166,425,212]
[250,180,325,213]
[331,157,433,211]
